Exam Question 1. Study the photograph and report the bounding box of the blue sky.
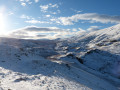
[0,0,120,39]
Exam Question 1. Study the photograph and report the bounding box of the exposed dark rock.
[65,64,71,70]
[76,57,83,64]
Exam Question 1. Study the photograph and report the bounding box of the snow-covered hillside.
[0,24,120,90]
[55,24,120,89]
[0,37,113,90]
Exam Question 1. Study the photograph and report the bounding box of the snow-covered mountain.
[54,24,120,88]
[0,24,120,90]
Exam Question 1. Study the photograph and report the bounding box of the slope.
[0,37,117,90]
[55,24,120,88]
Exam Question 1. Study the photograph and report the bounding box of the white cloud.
[20,26,62,32]
[78,28,86,32]
[58,17,74,25]
[40,5,49,12]
[25,0,29,2]
[25,20,50,24]
[19,0,32,6]
[49,10,60,15]
[51,12,57,15]
[20,15,51,24]
[20,0,24,1]
[35,0,39,3]
[20,14,31,19]
[56,13,120,25]
[77,11,82,13]
[71,28,86,35]
[87,26,100,31]
[51,4,59,8]
[40,3,59,12]
[21,2,26,6]
[8,12,14,15]
[71,8,82,13]
[46,15,51,17]
[72,28,77,32]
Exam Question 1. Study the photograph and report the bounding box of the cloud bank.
[6,25,104,40]
[7,26,72,39]
[56,13,120,25]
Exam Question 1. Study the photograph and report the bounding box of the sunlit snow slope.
[55,24,120,89]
